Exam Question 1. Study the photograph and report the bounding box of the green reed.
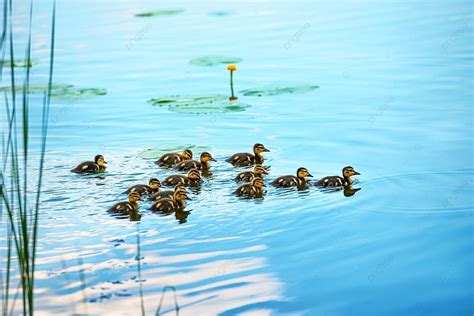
[0,0,56,314]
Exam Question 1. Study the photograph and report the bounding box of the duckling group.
[71,144,360,219]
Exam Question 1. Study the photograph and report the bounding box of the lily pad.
[0,59,33,68]
[0,84,107,100]
[148,94,250,114]
[240,85,319,96]
[189,56,242,67]
[139,145,212,160]
[149,94,227,106]
[135,9,184,17]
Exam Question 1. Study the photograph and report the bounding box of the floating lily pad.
[0,59,33,68]
[168,101,250,114]
[149,94,227,106]
[139,145,212,159]
[149,94,250,114]
[189,56,242,67]
[240,85,319,96]
[135,9,184,17]
[0,84,107,100]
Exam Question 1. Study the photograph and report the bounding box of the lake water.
[2,0,473,315]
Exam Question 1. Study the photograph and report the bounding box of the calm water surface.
[2,0,473,315]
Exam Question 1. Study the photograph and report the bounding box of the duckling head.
[200,152,216,162]
[95,155,107,166]
[174,184,186,192]
[251,177,266,189]
[128,192,141,203]
[148,178,161,190]
[253,143,270,154]
[174,190,189,202]
[297,167,313,179]
[187,169,201,181]
[254,165,268,176]
[182,149,193,160]
[343,166,360,178]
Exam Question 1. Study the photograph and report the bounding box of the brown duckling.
[155,149,193,167]
[108,192,140,214]
[235,165,268,182]
[123,178,161,195]
[234,177,265,197]
[162,169,201,186]
[174,152,216,171]
[315,166,360,187]
[71,155,107,173]
[148,184,186,201]
[226,143,269,166]
[150,190,189,212]
[272,167,313,188]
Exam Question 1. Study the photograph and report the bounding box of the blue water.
[2,0,473,315]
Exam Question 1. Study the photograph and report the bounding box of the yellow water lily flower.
[227,64,237,71]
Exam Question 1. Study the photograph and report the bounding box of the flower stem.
[230,71,235,98]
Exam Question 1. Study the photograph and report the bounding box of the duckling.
[148,184,186,201]
[162,169,201,186]
[226,143,269,167]
[234,177,265,197]
[155,149,193,167]
[235,165,268,182]
[71,155,106,173]
[123,178,161,196]
[174,152,216,171]
[108,192,140,214]
[272,167,313,188]
[315,166,360,187]
[150,190,189,212]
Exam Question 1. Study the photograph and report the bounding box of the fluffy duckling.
[234,177,265,197]
[272,167,313,188]
[150,190,189,212]
[174,152,216,171]
[162,169,201,186]
[235,165,268,182]
[148,184,186,201]
[226,143,269,166]
[71,155,107,173]
[123,178,161,195]
[108,192,140,214]
[315,166,360,187]
[155,149,193,167]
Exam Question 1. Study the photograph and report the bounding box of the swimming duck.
[150,190,189,212]
[162,169,201,186]
[234,177,265,197]
[108,192,140,214]
[315,166,360,187]
[226,143,269,166]
[71,155,107,173]
[174,152,216,171]
[148,184,186,201]
[272,167,313,188]
[155,149,193,167]
[235,165,268,182]
[123,178,161,195]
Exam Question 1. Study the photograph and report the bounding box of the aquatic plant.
[227,64,237,101]
[135,9,184,18]
[189,56,242,67]
[0,0,56,314]
[240,84,319,96]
